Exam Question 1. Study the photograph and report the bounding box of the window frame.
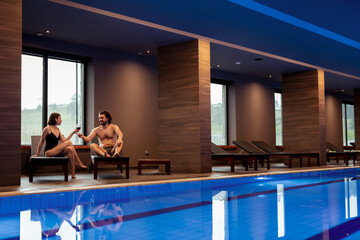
[211,78,230,145]
[22,47,89,144]
[342,100,355,147]
[274,88,283,146]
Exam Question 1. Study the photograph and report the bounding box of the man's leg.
[90,143,111,157]
[112,142,123,157]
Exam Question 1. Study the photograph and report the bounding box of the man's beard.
[100,121,107,126]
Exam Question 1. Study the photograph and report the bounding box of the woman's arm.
[33,127,49,157]
[60,128,80,142]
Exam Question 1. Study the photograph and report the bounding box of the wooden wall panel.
[282,70,326,165]
[158,40,211,173]
[0,0,21,186]
[354,89,360,149]
[326,94,343,150]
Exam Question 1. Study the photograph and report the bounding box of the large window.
[21,50,86,145]
[274,91,283,146]
[342,102,355,146]
[21,55,43,145]
[211,82,227,145]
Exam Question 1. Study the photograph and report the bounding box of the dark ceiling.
[22,0,360,92]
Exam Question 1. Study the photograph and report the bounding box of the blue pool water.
[1,169,360,239]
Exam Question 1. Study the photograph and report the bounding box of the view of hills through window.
[21,54,84,145]
[211,83,227,145]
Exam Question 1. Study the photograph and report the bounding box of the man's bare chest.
[97,128,115,139]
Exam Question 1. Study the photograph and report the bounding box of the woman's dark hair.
[99,110,112,124]
[47,112,60,125]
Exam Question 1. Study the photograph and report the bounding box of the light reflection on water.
[1,169,360,239]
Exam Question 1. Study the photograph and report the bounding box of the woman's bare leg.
[66,141,86,168]
[45,141,73,157]
[52,145,76,179]
[63,146,76,178]
[47,141,86,168]
[91,143,111,157]
[45,141,82,178]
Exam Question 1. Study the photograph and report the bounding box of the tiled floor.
[0,163,358,196]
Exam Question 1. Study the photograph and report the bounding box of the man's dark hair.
[99,110,112,124]
[47,112,61,125]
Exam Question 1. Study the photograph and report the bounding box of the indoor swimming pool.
[1,168,360,239]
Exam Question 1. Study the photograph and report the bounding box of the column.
[158,39,211,173]
[0,0,22,186]
[282,70,326,165]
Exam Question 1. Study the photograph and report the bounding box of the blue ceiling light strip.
[228,0,360,50]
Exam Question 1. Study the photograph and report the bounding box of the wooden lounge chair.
[326,142,357,166]
[251,141,279,153]
[29,136,69,182]
[251,140,318,167]
[211,143,248,171]
[211,142,270,171]
[87,138,130,179]
[233,140,320,168]
[89,155,130,179]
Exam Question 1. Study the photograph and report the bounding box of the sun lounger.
[233,140,320,168]
[29,136,69,182]
[326,142,357,166]
[211,143,270,171]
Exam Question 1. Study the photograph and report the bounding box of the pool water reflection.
[2,169,360,239]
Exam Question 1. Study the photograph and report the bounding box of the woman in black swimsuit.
[33,112,87,179]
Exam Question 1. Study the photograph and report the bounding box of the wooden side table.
[138,159,170,175]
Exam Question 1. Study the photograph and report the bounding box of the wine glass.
[145,150,150,158]
[76,124,81,130]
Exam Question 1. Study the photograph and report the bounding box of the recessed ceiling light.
[138,52,143,55]
[341,89,345,92]
[45,30,50,34]
[235,61,241,65]
[254,58,263,61]
[269,75,272,78]
[36,33,43,36]
[146,50,150,54]
[216,64,220,68]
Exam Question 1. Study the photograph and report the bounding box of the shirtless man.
[77,111,123,157]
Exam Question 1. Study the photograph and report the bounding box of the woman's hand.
[73,128,80,134]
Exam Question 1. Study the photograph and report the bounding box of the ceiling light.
[269,75,272,78]
[235,61,241,65]
[216,64,220,68]
[146,50,150,54]
[138,52,143,55]
[45,30,50,34]
[36,33,43,36]
[254,58,263,61]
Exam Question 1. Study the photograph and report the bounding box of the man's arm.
[77,128,97,143]
[113,125,123,146]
